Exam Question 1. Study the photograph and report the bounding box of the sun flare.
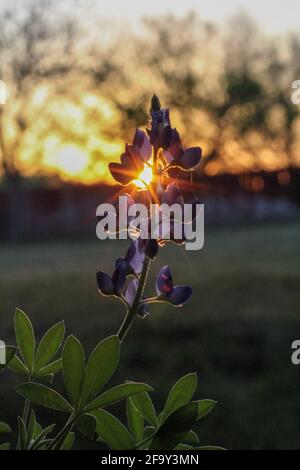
[133,163,153,189]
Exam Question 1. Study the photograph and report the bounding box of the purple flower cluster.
[97,96,201,327]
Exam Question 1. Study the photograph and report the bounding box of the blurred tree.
[0,0,80,239]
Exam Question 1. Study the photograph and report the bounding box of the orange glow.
[133,161,153,189]
[43,143,90,180]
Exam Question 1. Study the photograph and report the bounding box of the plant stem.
[134,431,157,450]
[48,414,77,450]
[117,256,151,342]
[22,399,30,424]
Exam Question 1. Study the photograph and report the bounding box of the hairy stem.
[117,256,151,342]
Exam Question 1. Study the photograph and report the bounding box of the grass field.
[0,221,300,449]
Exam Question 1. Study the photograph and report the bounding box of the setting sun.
[133,163,153,189]
[44,144,89,178]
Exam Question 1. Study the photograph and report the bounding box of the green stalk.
[117,256,151,342]
[48,414,77,450]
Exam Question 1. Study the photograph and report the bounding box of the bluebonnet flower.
[109,129,152,185]
[163,129,202,170]
[97,260,127,297]
[156,265,192,306]
[98,96,197,337]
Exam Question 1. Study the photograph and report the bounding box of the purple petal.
[112,261,128,294]
[160,126,172,150]
[180,147,202,168]
[125,145,144,172]
[167,129,183,160]
[109,162,134,185]
[161,182,181,205]
[162,150,174,164]
[127,240,145,275]
[97,272,115,296]
[168,285,192,306]
[156,265,173,296]
[133,129,152,161]
[125,278,138,306]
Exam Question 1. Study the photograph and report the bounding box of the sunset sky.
[96,0,300,34]
[1,0,300,185]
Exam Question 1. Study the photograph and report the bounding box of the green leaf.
[16,382,72,412]
[60,432,75,450]
[17,417,27,450]
[63,336,85,409]
[39,373,54,384]
[127,399,144,443]
[84,382,153,412]
[26,410,36,448]
[161,372,198,423]
[14,308,35,372]
[35,321,65,372]
[197,400,217,420]
[183,430,199,446]
[30,424,56,450]
[81,336,120,406]
[150,402,198,450]
[8,354,28,375]
[95,410,134,450]
[0,346,17,373]
[175,443,194,450]
[33,422,42,440]
[0,443,10,450]
[196,446,225,450]
[38,358,62,376]
[0,422,11,433]
[139,426,156,449]
[76,413,97,439]
[131,391,158,428]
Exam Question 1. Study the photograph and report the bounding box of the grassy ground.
[0,221,300,449]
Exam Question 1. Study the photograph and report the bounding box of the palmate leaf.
[0,422,12,434]
[197,399,217,420]
[16,382,73,412]
[131,392,158,428]
[14,308,35,373]
[150,402,198,450]
[76,413,97,439]
[81,336,120,406]
[60,432,75,450]
[160,373,197,423]
[95,410,134,450]
[8,354,28,375]
[38,358,62,376]
[183,430,199,446]
[84,382,153,412]
[62,336,85,409]
[29,423,56,450]
[127,399,144,443]
[34,321,65,373]
[25,410,36,449]
[17,417,27,450]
